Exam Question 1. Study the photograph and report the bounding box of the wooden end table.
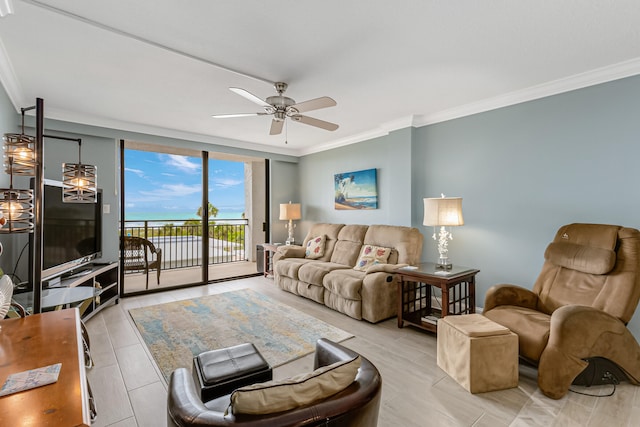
[261,243,283,278]
[396,262,479,333]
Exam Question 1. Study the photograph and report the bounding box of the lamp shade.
[423,197,464,226]
[279,202,301,220]
[63,162,97,203]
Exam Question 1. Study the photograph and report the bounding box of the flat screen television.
[31,179,103,281]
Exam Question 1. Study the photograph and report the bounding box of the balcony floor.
[122,261,259,294]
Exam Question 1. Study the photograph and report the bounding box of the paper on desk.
[0,363,62,396]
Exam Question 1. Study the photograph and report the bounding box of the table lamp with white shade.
[423,194,464,269]
[279,201,301,245]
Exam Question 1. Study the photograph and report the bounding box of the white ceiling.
[1,0,639,156]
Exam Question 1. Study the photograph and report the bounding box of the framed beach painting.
[334,168,378,210]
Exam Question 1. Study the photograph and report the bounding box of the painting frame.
[334,168,378,210]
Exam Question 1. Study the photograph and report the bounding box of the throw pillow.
[353,245,391,271]
[305,235,326,259]
[230,355,361,415]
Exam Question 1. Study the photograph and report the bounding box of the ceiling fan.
[212,82,339,136]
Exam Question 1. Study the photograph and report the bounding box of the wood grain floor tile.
[85,275,639,426]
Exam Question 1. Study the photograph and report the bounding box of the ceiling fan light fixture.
[216,82,339,138]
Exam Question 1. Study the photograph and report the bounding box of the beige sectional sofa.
[273,223,423,323]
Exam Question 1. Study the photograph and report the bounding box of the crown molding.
[297,115,418,156]
[0,37,27,114]
[413,58,640,127]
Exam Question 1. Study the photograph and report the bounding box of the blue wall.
[298,127,413,230]
[297,74,640,339]
[412,75,640,338]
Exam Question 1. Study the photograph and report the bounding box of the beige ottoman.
[437,313,518,393]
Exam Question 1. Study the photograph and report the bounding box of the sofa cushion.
[324,269,366,300]
[330,225,369,266]
[298,262,350,287]
[274,258,315,280]
[484,305,551,362]
[363,225,423,265]
[354,245,391,271]
[230,355,361,415]
[300,224,345,262]
[305,235,326,259]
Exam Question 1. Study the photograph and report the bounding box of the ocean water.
[125,210,245,224]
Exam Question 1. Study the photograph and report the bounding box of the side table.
[396,262,479,333]
[261,243,282,278]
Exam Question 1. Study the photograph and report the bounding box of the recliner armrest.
[483,284,538,313]
[167,368,226,427]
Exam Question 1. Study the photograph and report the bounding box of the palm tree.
[196,202,219,219]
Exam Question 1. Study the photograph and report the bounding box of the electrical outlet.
[103,204,110,214]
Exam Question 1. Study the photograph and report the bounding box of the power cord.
[569,371,618,397]
[9,241,29,285]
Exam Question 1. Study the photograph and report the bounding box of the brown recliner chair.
[167,338,382,426]
[484,223,640,399]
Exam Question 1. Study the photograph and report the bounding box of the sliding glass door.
[119,141,265,295]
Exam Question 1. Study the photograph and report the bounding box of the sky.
[124,149,245,220]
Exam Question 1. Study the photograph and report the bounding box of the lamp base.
[436,258,452,270]
[285,237,295,246]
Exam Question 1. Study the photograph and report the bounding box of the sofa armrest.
[365,263,408,274]
[272,245,305,264]
[483,284,538,313]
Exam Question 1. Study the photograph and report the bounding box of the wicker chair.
[122,236,162,289]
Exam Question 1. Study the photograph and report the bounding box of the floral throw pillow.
[305,235,326,259]
[353,245,391,271]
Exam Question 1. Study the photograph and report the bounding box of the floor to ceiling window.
[120,141,263,295]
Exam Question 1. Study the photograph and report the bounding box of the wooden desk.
[0,309,90,426]
[397,262,479,333]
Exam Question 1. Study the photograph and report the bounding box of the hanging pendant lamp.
[3,107,36,176]
[0,156,34,233]
[62,139,97,203]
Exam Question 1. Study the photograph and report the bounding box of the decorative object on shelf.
[334,168,378,210]
[0,156,34,234]
[279,201,301,245]
[423,194,464,269]
[61,138,97,203]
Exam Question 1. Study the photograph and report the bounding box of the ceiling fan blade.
[212,112,268,118]
[290,96,337,113]
[229,87,271,107]
[270,119,284,135]
[291,115,339,131]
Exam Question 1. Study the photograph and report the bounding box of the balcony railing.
[122,219,248,272]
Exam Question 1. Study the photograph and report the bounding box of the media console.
[59,262,120,319]
[14,262,119,320]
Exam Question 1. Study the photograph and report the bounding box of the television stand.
[59,263,120,320]
[66,268,93,279]
[15,263,119,320]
